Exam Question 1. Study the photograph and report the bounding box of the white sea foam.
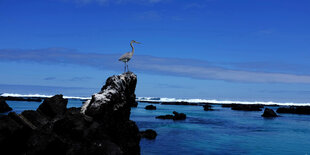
[0,93,91,100]
[1,93,310,106]
[137,97,310,106]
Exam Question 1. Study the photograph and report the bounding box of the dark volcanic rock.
[203,104,213,111]
[221,104,233,108]
[276,106,310,115]
[140,129,157,140]
[156,114,174,119]
[1,96,42,102]
[173,111,186,120]
[0,98,12,113]
[21,110,49,128]
[131,101,138,107]
[145,105,156,110]
[84,72,137,122]
[230,104,263,111]
[262,108,278,117]
[156,111,186,120]
[0,72,141,155]
[37,94,68,118]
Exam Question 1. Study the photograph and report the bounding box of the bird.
[119,40,141,72]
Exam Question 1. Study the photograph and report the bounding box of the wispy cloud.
[64,0,166,5]
[44,77,57,80]
[69,76,92,81]
[1,48,310,84]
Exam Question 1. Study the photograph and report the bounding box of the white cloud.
[1,48,310,84]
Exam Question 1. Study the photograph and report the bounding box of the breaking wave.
[137,97,310,106]
[1,93,310,106]
[0,93,91,100]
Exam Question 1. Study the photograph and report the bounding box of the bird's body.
[118,51,133,62]
[119,40,140,72]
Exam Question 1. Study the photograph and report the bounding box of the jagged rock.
[145,105,156,110]
[37,94,68,118]
[131,101,138,107]
[276,106,310,115]
[21,110,49,128]
[203,104,213,111]
[0,113,32,154]
[84,72,137,121]
[140,129,157,140]
[230,104,263,111]
[262,108,278,117]
[0,72,141,155]
[156,111,186,120]
[0,98,12,113]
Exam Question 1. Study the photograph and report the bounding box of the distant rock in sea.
[145,105,156,110]
[276,106,310,115]
[261,108,278,117]
[203,104,213,111]
[0,98,12,113]
[0,72,141,155]
[140,129,157,140]
[156,111,186,120]
[229,104,263,111]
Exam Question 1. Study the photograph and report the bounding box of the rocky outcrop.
[276,106,310,115]
[37,94,68,118]
[230,104,263,111]
[156,111,186,120]
[261,108,278,117]
[161,102,198,106]
[203,104,213,111]
[0,72,141,155]
[131,101,138,107]
[0,98,12,113]
[139,129,157,140]
[145,105,156,110]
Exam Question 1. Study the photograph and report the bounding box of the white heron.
[119,40,141,72]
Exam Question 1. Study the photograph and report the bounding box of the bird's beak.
[135,41,141,44]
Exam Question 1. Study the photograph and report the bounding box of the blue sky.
[0,0,310,102]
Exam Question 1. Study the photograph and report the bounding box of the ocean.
[2,96,310,154]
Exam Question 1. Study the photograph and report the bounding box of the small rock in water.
[203,104,213,111]
[156,111,186,120]
[145,105,156,110]
[156,114,174,119]
[0,98,12,113]
[140,129,157,139]
[261,108,278,117]
[172,111,186,120]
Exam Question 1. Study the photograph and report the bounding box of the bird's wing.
[119,52,131,61]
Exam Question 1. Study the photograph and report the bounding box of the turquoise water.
[4,100,310,154]
[131,102,310,155]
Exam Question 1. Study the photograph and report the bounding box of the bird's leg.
[124,62,126,72]
[127,63,129,72]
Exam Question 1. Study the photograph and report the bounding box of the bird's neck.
[130,42,134,54]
